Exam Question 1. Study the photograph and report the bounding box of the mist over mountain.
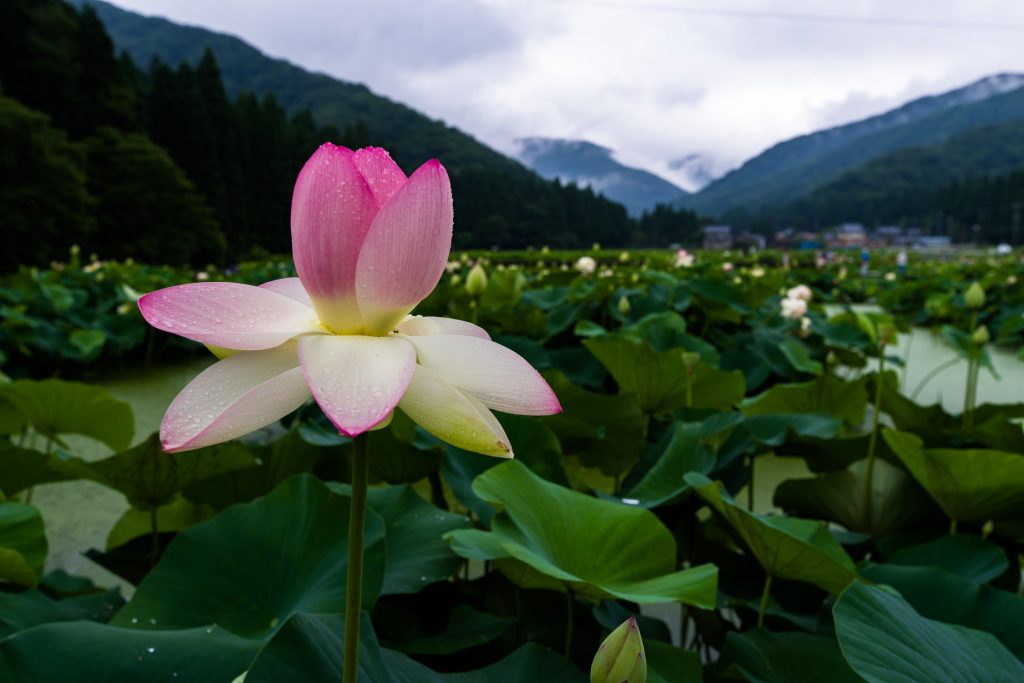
[516,137,688,216]
[667,153,721,192]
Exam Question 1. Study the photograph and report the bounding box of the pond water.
[34,358,212,592]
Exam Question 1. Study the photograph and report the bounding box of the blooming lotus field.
[2,243,1024,681]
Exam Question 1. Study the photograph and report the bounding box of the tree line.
[0,0,704,271]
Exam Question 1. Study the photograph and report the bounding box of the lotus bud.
[591,617,646,683]
[449,274,462,287]
[877,323,897,346]
[619,251,630,263]
[618,296,631,315]
[466,263,488,295]
[682,352,701,369]
[964,282,986,309]
[972,325,990,346]
[592,242,601,251]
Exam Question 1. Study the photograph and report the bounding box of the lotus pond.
[1,248,1023,682]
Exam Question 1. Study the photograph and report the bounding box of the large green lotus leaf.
[774,458,939,536]
[0,379,134,451]
[0,445,77,496]
[741,413,841,447]
[60,434,255,510]
[387,604,514,655]
[688,364,746,411]
[834,582,1024,683]
[875,374,957,445]
[0,586,122,639]
[112,475,386,638]
[618,422,715,508]
[105,496,216,550]
[583,335,743,413]
[722,629,862,683]
[184,429,324,509]
[0,621,256,682]
[884,429,1024,522]
[686,473,858,594]
[0,502,47,588]
[0,590,90,638]
[742,374,868,427]
[863,564,1024,659]
[448,461,717,606]
[777,336,823,376]
[886,534,1008,583]
[583,335,689,413]
[329,483,470,595]
[779,433,896,473]
[622,311,719,365]
[645,640,703,683]
[542,370,646,476]
[441,448,503,525]
[245,612,586,682]
[364,423,441,484]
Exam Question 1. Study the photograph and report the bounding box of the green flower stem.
[343,434,370,683]
[757,573,773,628]
[863,352,886,529]
[949,518,959,536]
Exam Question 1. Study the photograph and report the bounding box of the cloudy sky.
[109,0,1024,189]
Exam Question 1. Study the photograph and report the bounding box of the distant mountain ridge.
[517,137,687,216]
[686,73,1024,216]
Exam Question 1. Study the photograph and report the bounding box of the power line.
[514,0,1024,32]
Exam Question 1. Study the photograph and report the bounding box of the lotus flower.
[786,284,812,302]
[140,144,561,456]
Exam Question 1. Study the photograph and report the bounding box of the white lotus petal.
[399,365,511,457]
[298,335,416,436]
[161,342,310,452]
[405,334,561,416]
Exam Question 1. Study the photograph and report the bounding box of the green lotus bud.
[618,296,631,315]
[466,263,488,296]
[682,352,701,369]
[972,325,990,346]
[619,251,630,263]
[964,282,986,309]
[591,617,646,683]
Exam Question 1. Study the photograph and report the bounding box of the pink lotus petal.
[355,160,453,335]
[290,143,377,333]
[259,277,313,307]
[405,335,561,416]
[397,315,490,340]
[399,365,512,457]
[352,147,407,207]
[161,343,310,452]
[298,335,416,436]
[139,282,323,350]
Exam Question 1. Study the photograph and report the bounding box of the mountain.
[769,118,1024,234]
[81,0,525,178]
[687,73,1024,216]
[517,137,688,216]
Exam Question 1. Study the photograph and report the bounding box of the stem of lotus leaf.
[757,573,773,628]
[343,434,370,683]
[863,352,885,529]
[964,311,978,428]
[949,518,958,536]
[564,586,575,657]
